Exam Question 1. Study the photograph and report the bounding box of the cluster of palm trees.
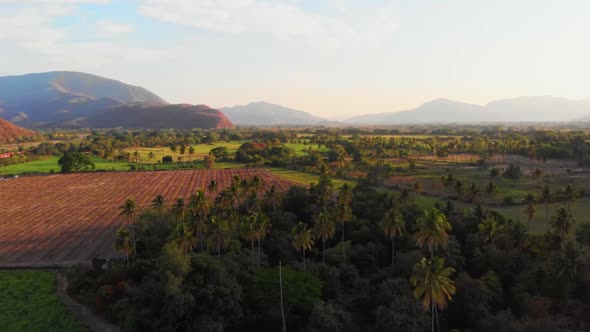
[115,175,281,267]
[380,203,456,332]
[290,183,353,270]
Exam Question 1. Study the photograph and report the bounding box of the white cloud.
[139,0,398,50]
[0,0,109,3]
[95,20,135,36]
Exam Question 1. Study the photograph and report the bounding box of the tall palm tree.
[561,184,577,208]
[263,184,282,213]
[313,212,336,264]
[550,207,575,240]
[381,207,405,267]
[189,190,210,252]
[292,222,315,271]
[478,214,504,243]
[541,185,552,220]
[415,208,452,257]
[250,175,264,193]
[252,212,271,267]
[467,183,480,203]
[151,194,166,210]
[207,217,231,257]
[523,193,537,231]
[173,198,186,222]
[115,226,133,268]
[240,214,257,257]
[334,201,352,264]
[175,222,196,254]
[119,198,137,254]
[410,257,456,332]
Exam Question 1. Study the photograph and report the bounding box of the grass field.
[0,271,85,331]
[123,141,245,163]
[0,156,131,175]
[266,167,355,188]
[408,191,590,235]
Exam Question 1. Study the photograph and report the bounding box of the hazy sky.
[1,0,589,119]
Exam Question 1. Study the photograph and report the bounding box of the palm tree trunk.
[391,237,395,268]
[341,223,346,265]
[322,237,326,264]
[303,249,306,271]
[279,260,287,332]
[257,238,261,267]
[131,221,136,255]
[435,304,440,332]
[431,301,435,332]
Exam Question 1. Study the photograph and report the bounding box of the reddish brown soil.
[0,169,292,265]
[0,118,35,144]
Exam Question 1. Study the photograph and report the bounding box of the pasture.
[0,271,85,331]
[0,156,131,176]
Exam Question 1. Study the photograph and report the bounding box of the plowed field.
[0,170,294,266]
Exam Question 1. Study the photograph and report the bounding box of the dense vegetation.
[68,171,590,331]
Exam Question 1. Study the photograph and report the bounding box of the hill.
[0,118,36,144]
[346,96,590,124]
[220,102,328,125]
[72,103,234,129]
[0,71,166,126]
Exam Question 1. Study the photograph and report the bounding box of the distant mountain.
[0,71,166,126]
[0,118,35,144]
[220,102,328,125]
[346,97,590,124]
[68,103,233,129]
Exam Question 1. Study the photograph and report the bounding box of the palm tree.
[410,257,456,332]
[415,208,452,257]
[119,198,137,254]
[207,217,231,257]
[334,200,352,264]
[148,151,155,161]
[263,184,281,213]
[115,226,133,268]
[189,190,210,252]
[151,194,165,210]
[541,185,552,220]
[250,175,264,193]
[381,207,405,267]
[550,207,575,240]
[561,184,577,208]
[523,193,536,231]
[207,180,218,194]
[175,222,196,254]
[453,180,463,200]
[292,222,315,271]
[467,183,480,203]
[252,212,271,267]
[478,214,504,243]
[240,214,257,257]
[173,198,186,221]
[313,212,336,264]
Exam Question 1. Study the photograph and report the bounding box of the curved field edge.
[0,270,86,332]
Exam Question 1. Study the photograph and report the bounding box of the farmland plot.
[0,169,294,266]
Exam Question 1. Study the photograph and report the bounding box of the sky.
[0,0,589,120]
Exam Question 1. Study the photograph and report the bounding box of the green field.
[409,191,590,235]
[266,167,355,188]
[123,141,245,163]
[0,271,85,331]
[0,156,131,175]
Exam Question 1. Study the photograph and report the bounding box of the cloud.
[95,20,135,36]
[0,0,110,3]
[139,0,398,50]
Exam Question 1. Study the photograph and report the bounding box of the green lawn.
[0,156,131,175]
[0,271,86,332]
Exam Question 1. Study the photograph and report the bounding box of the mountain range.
[345,97,590,124]
[2,71,590,128]
[220,102,329,126]
[0,71,232,129]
